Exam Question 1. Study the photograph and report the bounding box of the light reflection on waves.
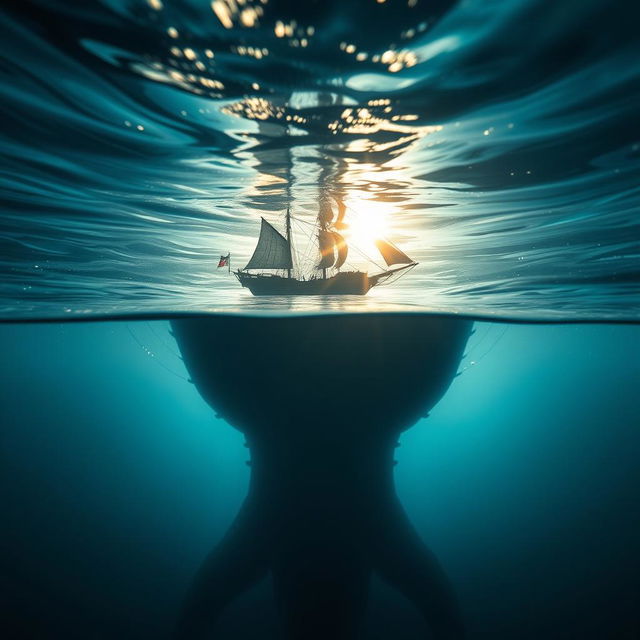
[0,0,639,320]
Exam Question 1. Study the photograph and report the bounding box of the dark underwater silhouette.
[171,314,472,639]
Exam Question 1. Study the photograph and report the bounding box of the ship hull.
[171,315,472,639]
[236,270,374,296]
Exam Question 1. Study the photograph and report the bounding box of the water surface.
[1,0,639,320]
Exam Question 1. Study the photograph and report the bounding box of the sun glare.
[343,198,390,256]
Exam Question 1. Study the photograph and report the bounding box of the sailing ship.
[235,198,417,296]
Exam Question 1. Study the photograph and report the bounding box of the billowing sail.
[318,229,336,269]
[334,198,347,230]
[317,231,348,270]
[333,232,348,269]
[375,239,414,267]
[244,218,293,270]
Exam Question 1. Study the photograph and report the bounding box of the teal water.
[1,0,638,320]
[1,1,639,638]
[1,320,638,638]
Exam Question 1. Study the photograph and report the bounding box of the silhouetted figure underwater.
[171,314,472,639]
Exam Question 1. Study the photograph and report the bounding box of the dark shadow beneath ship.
[171,314,472,639]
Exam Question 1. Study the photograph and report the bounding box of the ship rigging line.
[291,217,319,272]
[289,213,386,271]
[374,262,417,286]
[127,324,189,381]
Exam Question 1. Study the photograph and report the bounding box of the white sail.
[244,218,293,270]
[375,239,414,266]
[318,229,336,269]
[317,230,349,270]
[333,232,348,269]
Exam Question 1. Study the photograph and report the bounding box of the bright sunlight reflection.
[343,196,391,260]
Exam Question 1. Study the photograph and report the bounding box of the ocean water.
[1,0,638,320]
[1,1,639,639]
[1,320,638,639]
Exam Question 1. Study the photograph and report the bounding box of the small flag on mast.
[218,253,231,272]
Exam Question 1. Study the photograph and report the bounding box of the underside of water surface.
[0,0,638,321]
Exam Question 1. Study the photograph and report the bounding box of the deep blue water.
[1,0,639,320]
[1,321,638,638]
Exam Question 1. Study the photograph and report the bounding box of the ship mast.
[318,200,330,280]
[321,212,327,281]
[286,206,292,279]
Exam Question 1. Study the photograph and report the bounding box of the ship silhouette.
[235,198,417,295]
[171,314,471,639]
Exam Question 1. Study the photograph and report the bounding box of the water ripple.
[0,0,638,320]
